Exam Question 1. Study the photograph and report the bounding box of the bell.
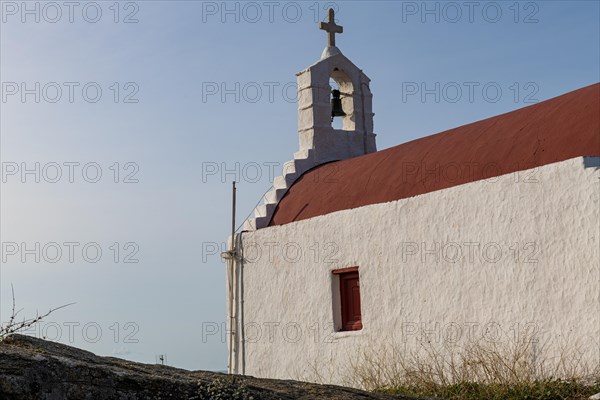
[331,89,346,120]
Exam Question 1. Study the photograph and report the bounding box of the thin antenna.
[156,354,167,365]
[231,181,236,248]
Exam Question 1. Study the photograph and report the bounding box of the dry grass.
[345,335,600,400]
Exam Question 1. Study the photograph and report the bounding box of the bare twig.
[0,286,75,341]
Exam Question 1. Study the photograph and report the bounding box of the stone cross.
[319,8,343,47]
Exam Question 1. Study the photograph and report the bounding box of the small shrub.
[196,376,254,400]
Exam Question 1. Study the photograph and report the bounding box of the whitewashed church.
[224,10,600,386]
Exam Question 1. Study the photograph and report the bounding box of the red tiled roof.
[270,83,600,227]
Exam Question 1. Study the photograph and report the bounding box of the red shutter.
[339,271,362,331]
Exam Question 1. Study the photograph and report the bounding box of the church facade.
[224,10,600,386]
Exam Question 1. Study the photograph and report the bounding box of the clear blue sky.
[1,1,598,371]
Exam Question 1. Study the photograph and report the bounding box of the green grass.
[379,379,600,400]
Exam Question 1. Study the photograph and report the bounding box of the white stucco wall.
[229,156,600,386]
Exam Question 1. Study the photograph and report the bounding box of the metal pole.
[228,181,237,374]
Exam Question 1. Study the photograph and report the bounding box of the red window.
[333,267,362,331]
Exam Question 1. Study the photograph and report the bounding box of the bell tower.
[296,8,377,164]
[243,9,377,230]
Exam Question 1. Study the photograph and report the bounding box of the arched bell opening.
[329,68,355,131]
